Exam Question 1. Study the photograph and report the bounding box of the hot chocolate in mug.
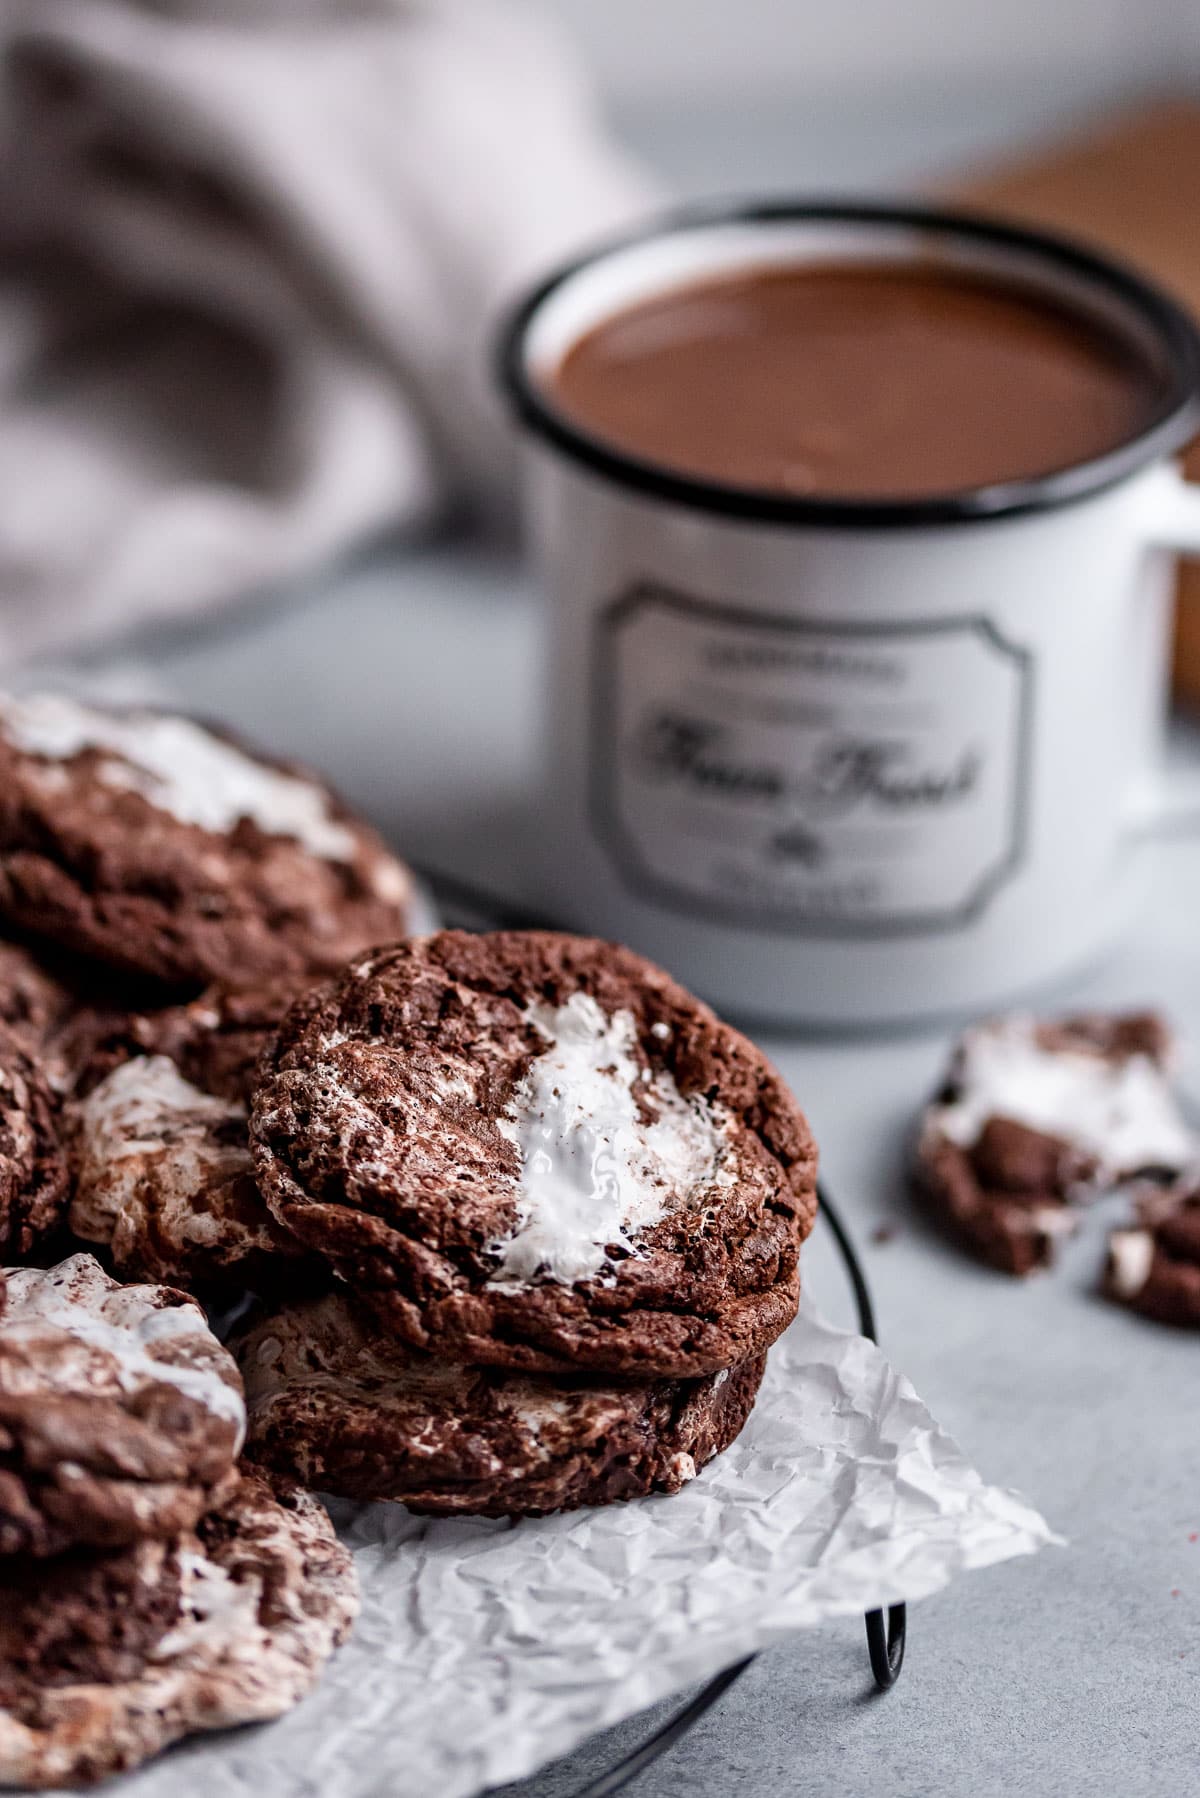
[499,204,1200,1028]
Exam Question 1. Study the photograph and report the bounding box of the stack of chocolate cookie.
[0,691,417,1786]
[0,692,820,1782]
[0,690,418,1281]
[237,931,818,1513]
[0,1254,359,1787]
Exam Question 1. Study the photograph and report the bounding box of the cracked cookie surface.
[67,982,312,1293]
[0,1025,68,1261]
[251,932,817,1377]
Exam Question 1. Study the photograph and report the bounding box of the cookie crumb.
[1104,1176,1200,1328]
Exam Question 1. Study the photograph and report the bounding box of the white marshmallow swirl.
[488,992,736,1287]
[0,692,357,861]
[931,1017,1196,1176]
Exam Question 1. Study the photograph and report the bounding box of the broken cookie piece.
[1106,1179,1200,1327]
[915,1011,1195,1275]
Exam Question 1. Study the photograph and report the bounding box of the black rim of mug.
[496,198,1200,530]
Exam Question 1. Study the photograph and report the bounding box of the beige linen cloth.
[0,0,648,663]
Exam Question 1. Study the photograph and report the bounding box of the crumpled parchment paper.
[110,1302,1055,1798]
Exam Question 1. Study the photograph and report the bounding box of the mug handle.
[1144,462,1200,555]
[1126,464,1200,839]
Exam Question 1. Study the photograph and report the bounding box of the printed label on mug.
[591,584,1034,936]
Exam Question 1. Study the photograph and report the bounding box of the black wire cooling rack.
[415,866,909,1798]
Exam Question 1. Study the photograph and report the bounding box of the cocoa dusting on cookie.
[252,931,817,1377]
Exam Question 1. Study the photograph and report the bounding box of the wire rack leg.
[866,1605,907,1688]
[571,1660,755,1798]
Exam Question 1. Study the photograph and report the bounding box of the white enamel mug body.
[499,206,1200,1029]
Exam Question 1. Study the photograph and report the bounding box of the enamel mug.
[499,203,1200,1028]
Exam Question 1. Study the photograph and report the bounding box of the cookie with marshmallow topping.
[66,981,313,1293]
[915,1011,1195,1275]
[0,1468,357,1789]
[0,694,414,994]
[236,1289,766,1514]
[251,932,817,1378]
[0,1254,245,1557]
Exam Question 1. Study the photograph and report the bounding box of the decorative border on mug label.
[590,582,1034,938]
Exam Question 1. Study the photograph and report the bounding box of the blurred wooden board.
[954,101,1200,707]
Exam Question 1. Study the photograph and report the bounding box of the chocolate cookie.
[915,1011,1194,1275]
[0,1254,245,1557]
[1106,1179,1200,1327]
[0,693,414,994]
[0,942,74,1067]
[0,937,210,1100]
[66,982,312,1292]
[0,1469,358,1789]
[236,1289,766,1515]
[251,931,817,1377]
[0,1025,68,1260]
[92,977,307,1104]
